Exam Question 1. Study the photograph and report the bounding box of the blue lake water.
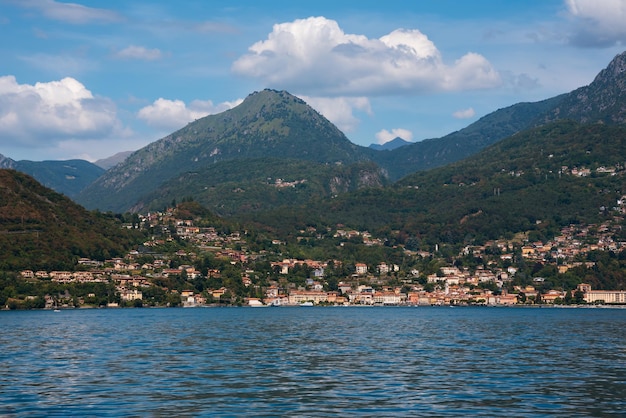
[1,306,625,417]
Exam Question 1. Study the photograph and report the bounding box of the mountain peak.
[77,88,367,212]
[0,153,16,169]
[369,137,412,151]
[594,51,626,84]
[542,50,626,124]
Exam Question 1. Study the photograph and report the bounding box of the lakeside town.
[9,195,626,310]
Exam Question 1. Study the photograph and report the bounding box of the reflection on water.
[1,307,625,416]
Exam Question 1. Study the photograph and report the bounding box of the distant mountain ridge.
[73,50,626,213]
[95,151,134,170]
[0,154,104,198]
[369,137,412,151]
[372,51,626,179]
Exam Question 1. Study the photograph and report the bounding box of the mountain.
[95,151,134,170]
[369,137,412,151]
[0,154,16,169]
[541,51,626,125]
[77,89,371,213]
[0,169,142,271]
[129,158,386,215]
[373,51,626,180]
[77,52,626,214]
[0,155,104,198]
[370,96,565,180]
[251,120,626,243]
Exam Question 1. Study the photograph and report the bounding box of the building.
[578,283,626,304]
[120,289,143,301]
[355,263,368,275]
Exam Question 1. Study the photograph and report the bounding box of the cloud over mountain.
[232,16,502,96]
[453,107,476,119]
[376,128,413,144]
[137,97,243,130]
[298,95,372,133]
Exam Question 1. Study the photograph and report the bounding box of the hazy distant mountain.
[0,154,104,198]
[77,89,372,213]
[369,137,412,151]
[95,151,134,170]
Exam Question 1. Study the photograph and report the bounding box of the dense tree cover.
[132,158,385,216]
[240,121,626,252]
[0,170,145,271]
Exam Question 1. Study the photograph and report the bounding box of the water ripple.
[1,307,625,416]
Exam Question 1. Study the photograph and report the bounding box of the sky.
[1,0,626,162]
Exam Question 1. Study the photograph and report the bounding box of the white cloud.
[13,0,122,24]
[114,45,163,61]
[452,107,476,119]
[137,97,243,130]
[298,95,371,132]
[375,128,413,144]
[0,75,119,147]
[565,0,626,46]
[232,16,501,96]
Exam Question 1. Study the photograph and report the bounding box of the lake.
[1,306,625,416]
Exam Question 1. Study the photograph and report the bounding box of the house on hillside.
[355,263,368,275]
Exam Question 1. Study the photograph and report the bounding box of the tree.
[574,290,585,304]
[564,290,573,305]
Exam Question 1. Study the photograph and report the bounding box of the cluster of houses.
[15,200,626,308]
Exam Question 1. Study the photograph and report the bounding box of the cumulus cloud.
[232,16,501,96]
[137,97,243,130]
[452,107,476,119]
[375,128,413,144]
[114,45,163,61]
[0,75,119,147]
[565,0,626,47]
[12,0,122,24]
[298,95,371,132]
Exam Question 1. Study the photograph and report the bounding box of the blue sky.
[1,0,625,162]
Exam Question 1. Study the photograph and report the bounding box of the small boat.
[299,301,314,307]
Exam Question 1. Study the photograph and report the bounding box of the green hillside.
[76,52,626,223]
[0,169,143,271]
[371,95,564,180]
[77,89,370,213]
[247,121,626,247]
[131,158,386,215]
